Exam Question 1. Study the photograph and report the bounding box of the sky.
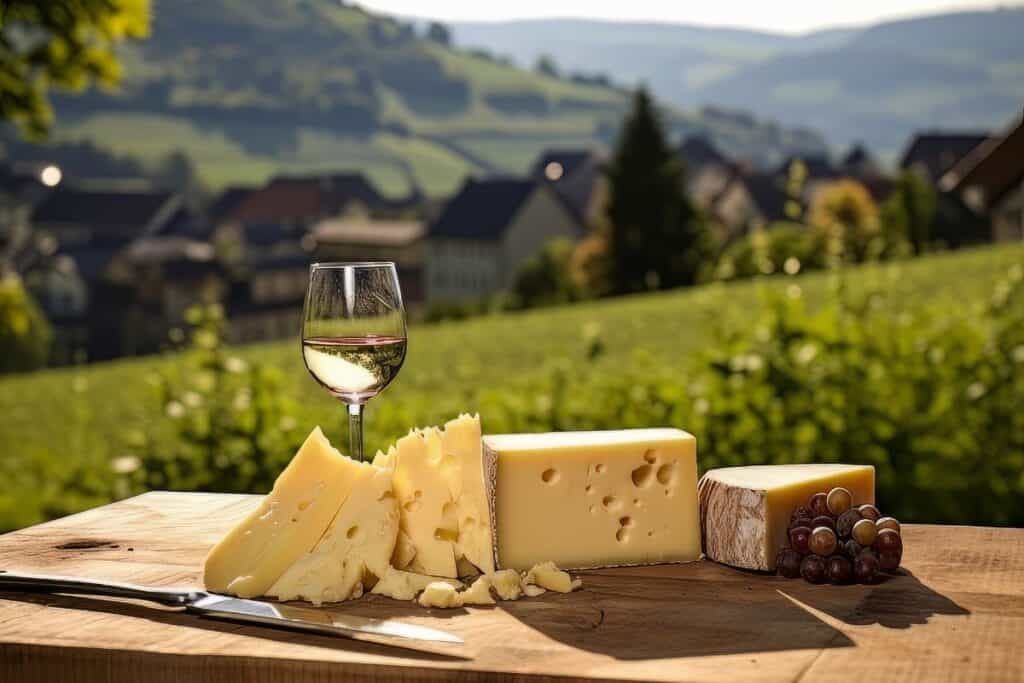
[358,0,1003,34]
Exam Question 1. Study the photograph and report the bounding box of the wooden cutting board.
[0,492,1021,683]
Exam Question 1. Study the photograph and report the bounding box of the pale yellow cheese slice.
[267,460,399,605]
[203,427,359,598]
[440,414,496,574]
[382,428,459,577]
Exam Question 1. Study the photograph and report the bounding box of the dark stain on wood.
[54,539,119,551]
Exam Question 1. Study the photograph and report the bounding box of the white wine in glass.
[302,262,407,461]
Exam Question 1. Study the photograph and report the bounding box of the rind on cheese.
[267,459,399,605]
[203,427,360,598]
[699,464,875,571]
[483,429,701,571]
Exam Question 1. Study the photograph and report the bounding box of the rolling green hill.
[453,8,1024,160]
[1,244,1022,531]
[0,0,826,196]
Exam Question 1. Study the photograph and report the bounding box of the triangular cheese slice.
[267,457,399,605]
[203,427,360,598]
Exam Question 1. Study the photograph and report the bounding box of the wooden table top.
[0,491,1021,682]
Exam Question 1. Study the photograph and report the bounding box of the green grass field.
[2,244,1022,531]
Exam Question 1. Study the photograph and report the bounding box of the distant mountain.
[452,8,1024,160]
[0,0,825,197]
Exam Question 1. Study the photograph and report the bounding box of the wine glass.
[302,262,407,461]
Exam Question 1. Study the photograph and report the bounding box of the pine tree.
[604,87,708,294]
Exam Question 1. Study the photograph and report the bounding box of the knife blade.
[0,570,462,648]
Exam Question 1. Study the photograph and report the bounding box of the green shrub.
[119,305,306,494]
[0,275,52,374]
[712,223,825,281]
[690,267,1024,524]
[509,238,583,310]
[548,266,1024,525]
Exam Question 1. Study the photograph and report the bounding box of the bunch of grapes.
[776,487,903,584]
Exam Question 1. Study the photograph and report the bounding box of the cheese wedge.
[483,429,701,571]
[441,415,496,575]
[203,427,359,598]
[699,464,875,571]
[267,459,399,605]
[374,414,493,578]
[377,428,459,577]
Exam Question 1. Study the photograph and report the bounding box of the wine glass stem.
[347,402,364,461]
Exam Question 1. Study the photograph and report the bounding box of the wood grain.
[0,492,1020,682]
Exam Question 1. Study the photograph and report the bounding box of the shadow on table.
[0,591,471,661]
[777,569,970,629]
[481,565,856,661]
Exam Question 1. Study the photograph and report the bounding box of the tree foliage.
[534,54,559,78]
[807,179,882,263]
[0,275,52,374]
[881,171,937,255]
[0,0,150,139]
[425,21,451,46]
[510,238,581,309]
[605,87,710,294]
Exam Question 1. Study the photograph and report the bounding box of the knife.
[0,570,462,649]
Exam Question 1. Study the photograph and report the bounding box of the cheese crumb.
[418,581,463,608]
[371,567,463,601]
[488,569,524,601]
[523,561,577,593]
[459,576,495,605]
[523,584,546,597]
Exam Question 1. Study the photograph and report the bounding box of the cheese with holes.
[374,414,493,579]
[376,428,458,577]
[267,459,399,605]
[203,427,362,597]
[370,566,463,601]
[699,464,875,571]
[483,429,701,571]
[441,415,496,574]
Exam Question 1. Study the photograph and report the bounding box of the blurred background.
[0,0,1022,530]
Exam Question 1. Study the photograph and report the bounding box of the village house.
[900,131,990,183]
[221,173,422,227]
[215,220,313,344]
[425,177,584,303]
[23,183,212,361]
[312,218,426,305]
[529,148,608,229]
[940,115,1024,242]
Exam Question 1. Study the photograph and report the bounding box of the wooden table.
[0,491,1020,682]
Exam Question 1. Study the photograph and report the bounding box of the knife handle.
[0,570,203,606]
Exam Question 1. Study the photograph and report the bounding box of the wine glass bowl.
[302,262,407,460]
